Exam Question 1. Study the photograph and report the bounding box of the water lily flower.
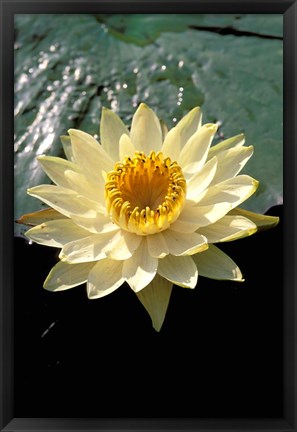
[18,103,279,331]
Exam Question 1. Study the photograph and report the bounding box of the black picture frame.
[1,1,296,431]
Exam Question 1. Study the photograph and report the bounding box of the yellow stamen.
[105,151,186,235]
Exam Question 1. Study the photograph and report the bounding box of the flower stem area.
[14,205,283,418]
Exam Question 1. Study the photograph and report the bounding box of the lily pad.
[14,14,283,236]
[96,14,283,46]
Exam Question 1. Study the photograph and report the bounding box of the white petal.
[104,230,142,260]
[25,219,90,247]
[146,232,169,258]
[44,261,95,291]
[37,155,80,188]
[186,156,218,201]
[162,107,202,161]
[192,244,243,281]
[196,175,259,210]
[162,230,208,256]
[210,145,254,185]
[130,103,162,153]
[70,213,118,234]
[59,229,121,263]
[228,208,279,231]
[208,133,245,158]
[100,107,129,161]
[136,274,173,332]
[170,200,231,232]
[119,134,136,161]
[198,215,257,243]
[27,185,101,218]
[177,106,202,147]
[160,119,168,141]
[161,126,182,162]
[27,185,105,223]
[68,129,114,180]
[64,170,105,207]
[179,123,217,174]
[158,255,198,288]
[60,135,75,162]
[87,259,124,299]
[123,239,158,292]
[17,208,67,226]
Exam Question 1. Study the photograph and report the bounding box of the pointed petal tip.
[187,106,201,116]
[152,322,162,332]
[272,216,280,227]
[101,106,114,114]
[58,252,67,261]
[205,123,218,131]
[237,278,245,282]
[16,215,31,226]
[258,214,280,230]
[231,208,280,231]
[253,179,260,190]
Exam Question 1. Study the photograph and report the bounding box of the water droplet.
[39,61,48,70]
[178,60,184,68]
[74,68,81,81]
[132,95,138,107]
[122,83,128,89]
[133,67,139,74]
[19,73,29,84]
[179,87,184,92]
[86,75,93,85]
[173,117,177,123]
[161,65,167,71]
[111,100,118,111]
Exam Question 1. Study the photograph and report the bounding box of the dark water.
[14,205,283,418]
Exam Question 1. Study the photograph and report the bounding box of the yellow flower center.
[105,151,186,235]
